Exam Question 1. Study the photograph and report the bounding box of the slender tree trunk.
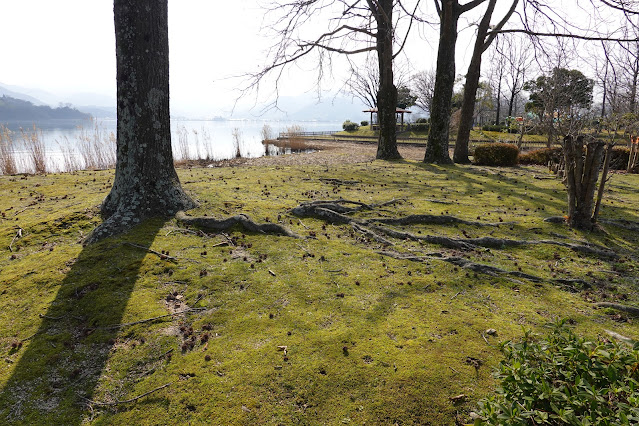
[508,91,516,118]
[87,0,196,244]
[495,76,502,126]
[375,0,401,160]
[630,66,638,114]
[454,0,497,164]
[424,0,457,164]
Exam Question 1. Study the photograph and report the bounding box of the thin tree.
[412,69,436,116]
[453,0,518,164]
[86,0,196,244]
[251,0,421,160]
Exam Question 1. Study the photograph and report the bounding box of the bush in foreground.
[473,143,519,166]
[475,320,639,425]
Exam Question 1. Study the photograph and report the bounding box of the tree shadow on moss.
[0,218,167,425]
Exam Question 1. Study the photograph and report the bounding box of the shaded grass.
[0,162,638,424]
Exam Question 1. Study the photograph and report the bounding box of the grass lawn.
[0,160,638,425]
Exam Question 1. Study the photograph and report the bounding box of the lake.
[0,118,342,173]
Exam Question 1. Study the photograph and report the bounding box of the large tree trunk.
[86,0,196,244]
[424,0,457,164]
[375,0,401,160]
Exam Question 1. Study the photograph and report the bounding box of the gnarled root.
[176,211,300,238]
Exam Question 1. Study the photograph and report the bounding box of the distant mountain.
[0,85,46,106]
[0,83,116,118]
[0,95,91,120]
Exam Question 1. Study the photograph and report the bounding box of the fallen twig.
[9,227,23,252]
[98,308,205,331]
[123,242,178,262]
[84,383,171,406]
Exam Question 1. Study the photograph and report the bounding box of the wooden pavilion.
[363,107,412,131]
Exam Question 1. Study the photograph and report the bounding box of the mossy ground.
[0,161,638,425]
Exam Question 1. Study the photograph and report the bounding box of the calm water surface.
[1,119,340,173]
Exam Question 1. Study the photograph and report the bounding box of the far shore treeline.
[0,95,91,121]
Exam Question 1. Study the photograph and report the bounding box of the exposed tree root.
[290,200,618,259]
[601,219,639,232]
[377,250,543,282]
[176,211,300,238]
[369,214,503,227]
[594,302,639,316]
[378,250,596,289]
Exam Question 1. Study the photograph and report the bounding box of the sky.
[0,0,447,118]
[0,1,614,119]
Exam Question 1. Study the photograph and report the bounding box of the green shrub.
[416,118,429,124]
[610,146,630,170]
[411,122,430,132]
[475,320,639,425]
[482,124,507,132]
[342,120,359,131]
[360,120,369,127]
[518,147,563,165]
[473,143,519,166]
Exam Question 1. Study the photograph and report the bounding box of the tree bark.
[87,0,196,244]
[374,0,401,160]
[454,0,496,164]
[563,135,605,230]
[424,0,458,164]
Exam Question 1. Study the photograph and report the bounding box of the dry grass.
[0,125,17,175]
[175,125,190,161]
[77,121,116,170]
[20,125,46,174]
[232,127,244,158]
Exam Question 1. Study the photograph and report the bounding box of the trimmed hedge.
[410,123,430,132]
[518,146,630,170]
[518,147,563,165]
[473,143,519,166]
[610,146,630,170]
[360,120,369,127]
[342,120,359,131]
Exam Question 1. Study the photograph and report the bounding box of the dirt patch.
[178,140,429,169]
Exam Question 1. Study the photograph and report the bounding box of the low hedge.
[342,120,359,131]
[518,145,630,170]
[473,143,519,166]
[518,147,563,165]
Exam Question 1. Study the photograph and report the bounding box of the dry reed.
[0,125,17,175]
[232,128,243,158]
[21,124,47,174]
[77,120,116,170]
[176,125,190,161]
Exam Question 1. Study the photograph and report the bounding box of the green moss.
[0,163,638,425]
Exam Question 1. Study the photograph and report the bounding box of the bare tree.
[411,69,436,115]
[86,0,196,244]
[453,0,519,164]
[345,55,411,109]
[252,0,421,160]
[345,55,380,109]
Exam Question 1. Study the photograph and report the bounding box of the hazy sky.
[2,1,606,118]
[1,1,449,117]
